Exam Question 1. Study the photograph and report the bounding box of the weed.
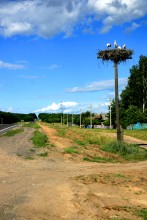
[29,148,36,152]
[31,130,48,147]
[4,128,24,137]
[38,152,48,157]
[134,191,143,195]
[136,208,147,219]
[25,156,34,160]
[64,146,79,154]
[112,173,126,178]
[16,153,22,157]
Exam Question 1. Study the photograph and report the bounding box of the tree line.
[0,111,37,124]
[38,111,105,127]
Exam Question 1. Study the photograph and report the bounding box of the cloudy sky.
[0,0,147,115]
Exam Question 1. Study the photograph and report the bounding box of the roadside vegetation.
[4,128,24,137]
[101,141,147,161]
[24,122,40,129]
[31,130,48,148]
[41,123,147,163]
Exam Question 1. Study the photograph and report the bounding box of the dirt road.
[0,125,147,220]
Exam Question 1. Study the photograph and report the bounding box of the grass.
[25,156,34,160]
[124,129,147,141]
[74,139,87,146]
[57,127,67,137]
[71,127,114,145]
[64,146,79,154]
[83,156,117,163]
[101,141,147,161]
[112,173,126,178]
[136,208,147,219]
[24,123,40,129]
[4,128,24,137]
[31,130,48,147]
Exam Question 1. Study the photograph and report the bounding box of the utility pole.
[114,62,121,141]
[80,109,82,128]
[67,114,68,127]
[72,114,73,126]
[89,104,92,128]
[60,101,64,126]
[97,41,133,142]
[110,98,112,129]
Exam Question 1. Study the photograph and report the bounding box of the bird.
[122,44,126,49]
[106,43,111,49]
[114,40,118,49]
[118,46,121,49]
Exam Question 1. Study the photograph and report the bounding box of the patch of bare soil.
[0,124,147,220]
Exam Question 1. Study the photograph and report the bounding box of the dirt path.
[0,125,147,220]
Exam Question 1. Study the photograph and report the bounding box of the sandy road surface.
[0,125,147,220]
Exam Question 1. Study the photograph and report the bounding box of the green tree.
[121,55,147,111]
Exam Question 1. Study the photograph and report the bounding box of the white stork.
[106,43,111,49]
[122,44,126,49]
[114,40,118,49]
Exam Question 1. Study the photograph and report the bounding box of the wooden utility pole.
[109,98,112,129]
[114,62,121,141]
[80,109,82,128]
[97,42,133,142]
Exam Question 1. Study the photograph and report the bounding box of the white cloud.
[0,0,146,38]
[67,78,127,92]
[48,64,59,70]
[34,101,78,113]
[125,22,140,33]
[0,60,25,69]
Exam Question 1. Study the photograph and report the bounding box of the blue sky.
[0,0,147,115]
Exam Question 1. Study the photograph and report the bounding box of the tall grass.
[101,141,147,161]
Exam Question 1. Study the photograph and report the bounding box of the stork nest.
[97,49,133,63]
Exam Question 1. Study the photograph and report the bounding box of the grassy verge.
[101,141,147,161]
[124,129,147,141]
[31,130,48,148]
[4,128,24,137]
[24,123,40,129]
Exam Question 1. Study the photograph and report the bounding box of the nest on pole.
[97,49,133,64]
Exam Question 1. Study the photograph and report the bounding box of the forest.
[0,111,37,124]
